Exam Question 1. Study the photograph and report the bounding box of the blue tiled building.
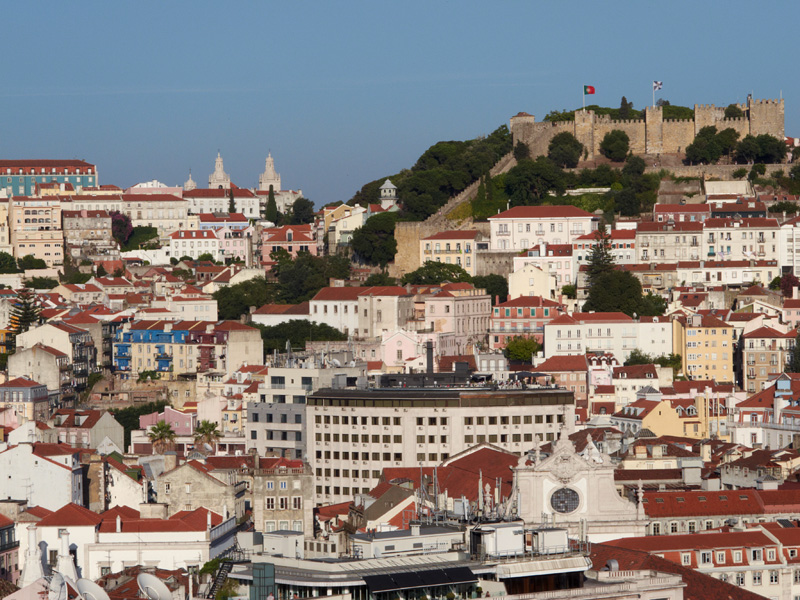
[0,160,97,196]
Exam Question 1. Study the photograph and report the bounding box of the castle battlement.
[510,98,783,161]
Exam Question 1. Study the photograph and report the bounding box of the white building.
[543,312,637,362]
[703,217,779,262]
[0,443,83,511]
[488,206,597,251]
[168,229,222,261]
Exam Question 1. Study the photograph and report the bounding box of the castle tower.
[645,105,663,154]
[573,110,595,158]
[258,152,282,192]
[184,170,197,191]
[208,152,231,189]
[749,97,785,138]
[509,112,537,146]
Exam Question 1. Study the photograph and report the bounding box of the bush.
[599,130,630,162]
[733,168,748,179]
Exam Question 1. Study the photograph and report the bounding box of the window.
[752,571,761,586]
[735,573,745,586]
[681,553,691,565]
[769,570,778,584]
[716,551,725,564]
[700,551,712,564]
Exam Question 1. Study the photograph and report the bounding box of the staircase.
[206,561,233,599]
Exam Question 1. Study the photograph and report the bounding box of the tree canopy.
[0,252,18,274]
[471,274,508,304]
[147,420,176,455]
[289,197,315,225]
[254,320,347,354]
[599,130,630,162]
[585,224,615,287]
[17,255,47,271]
[400,261,472,285]
[270,252,351,303]
[547,132,584,168]
[350,212,399,266]
[789,330,800,374]
[111,211,133,246]
[213,277,274,320]
[504,336,541,362]
[736,134,786,164]
[582,270,666,317]
[505,157,565,207]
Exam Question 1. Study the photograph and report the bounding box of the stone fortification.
[511,97,784,159]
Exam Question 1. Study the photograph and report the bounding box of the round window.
[550,487,580,514]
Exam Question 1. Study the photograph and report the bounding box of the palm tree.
[147,420,176,455]
[194,420,222,453]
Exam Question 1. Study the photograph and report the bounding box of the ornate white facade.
[208,152,231,189]
[258,152,281,192]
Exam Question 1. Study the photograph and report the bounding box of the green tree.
[789,331,800,373]
[400,262,472,285]
[213,277,275,320]
[197,252,216,263]
[561,284,577,299]
[585,224,615,286]
[599,130,630,162]
[513,141,530,162]
[749,163,767,180]
[194,420,222,452]
[110,400,170,449]
[547,132,584,168]
[733,167,748,179]
[615,187,640,217]
[147,420,176,455]
[228,188,236,213]
[0,252,18,274]
[716,128,740,156]
[736,135,761,163]
[685,126,722,164]
[271,252,351,303]
[724,104,744,119]
[350,212,398,266]
[254,320,347,354]
[768,276,782,291]
[289,197,315,225]
[7,288,40,353]
[754,134,787,164]
[17,255,47,271]
[96,264,108,277]
[505,157,565,207]
[364,272,396,286]
[472,274,508,305]
[265,186,278,223]
[504,336,541,362]
[622,155,646,178]
[583,270,665,317]
[618,96,634,120]
[25,276,58,289]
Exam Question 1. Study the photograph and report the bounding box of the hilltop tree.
[472,274,508,305]
[0,252,18,274]
[618,97,634,120]
[400,262,471,285]
[505,156,565,206]
[585,223,615,286]
[7,288,41,353]
[265,185,278,222]
[513,141,530,162]
[228,188,236,213]
[351,212,398,267]
[547,132,584,168]
[685,126,722,165]
[583,271,666,317]
[17,255,47,271]
[147,420,176,455]
[599,130,630,162]
[724,104,744,119]
[289,197,315,225]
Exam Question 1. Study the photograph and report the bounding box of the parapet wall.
[511,98,784,159]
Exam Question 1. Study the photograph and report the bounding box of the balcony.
[156,352,172,360]
[496,230,510,236]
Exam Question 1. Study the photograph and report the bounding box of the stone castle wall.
[512,98,784,159]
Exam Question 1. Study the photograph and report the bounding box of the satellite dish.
[137,573,172,600]
[49,573,67,600]
[77,579,111,600]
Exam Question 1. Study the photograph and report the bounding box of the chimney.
[207,510,212,530]
[426,341,434,375]
[56,529,78,581]
[411,523,420,536]
[20,526,44,586]
[116,515,121,532]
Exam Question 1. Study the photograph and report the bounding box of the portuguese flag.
[584,85,595,95]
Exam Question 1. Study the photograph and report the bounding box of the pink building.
[490,295,563,349]
[139,406,197,436]
[422,283,492,354]
[216,226,255,263]
[261,224,317,260]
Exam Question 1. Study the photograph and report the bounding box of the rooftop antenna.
[76,579,111,600]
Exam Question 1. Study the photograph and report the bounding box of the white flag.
[653,81,663,91]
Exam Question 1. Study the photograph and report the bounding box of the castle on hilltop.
[510,96,784,159]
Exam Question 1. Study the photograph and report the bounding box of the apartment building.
[17,322,97,392]
[419,230,480,276]
[262,224,317,259]
[0,159,97,196]
[572,229,636,266]
[512,243,574,291]
[488,205,597,251]
[703,217,780,262]
[9,196,64,267]
[741,326,795,393]
[672,313,735,383]
[184,187,259,218]
[0,377,49,424]
[652,203,710,223]
[421,283,491,353]
[490,295,562,349]
[308,386,575,504]
[121,193,189,233]
[543,312,637,362]
[251,458,315,535]
[168,229,222,261]
[635,221,703,262]
[113,320,262,379]
[62,209,119,263]
[197,212,250,230]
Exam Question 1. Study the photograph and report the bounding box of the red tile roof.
[37,503,103,527]
[489,206,594,219]
[422,230,479,241]
[536,355,588,372]
[0,376,44,388]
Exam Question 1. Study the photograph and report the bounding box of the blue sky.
[1,2,797,206]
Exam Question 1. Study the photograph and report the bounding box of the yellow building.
[610,398,684,438]
[9,196,64,267]
[419,230,480,276]
[672,313,735,383]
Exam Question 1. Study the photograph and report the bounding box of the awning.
[363,567,477,593]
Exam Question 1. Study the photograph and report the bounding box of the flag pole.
[652,83,655,109]
[582,86,585,111]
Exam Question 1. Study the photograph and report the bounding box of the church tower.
[184,170,197,191]
[208,152,231,189]
[258,152,282,192]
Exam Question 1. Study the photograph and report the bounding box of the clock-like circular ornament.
[550,487,580,514]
